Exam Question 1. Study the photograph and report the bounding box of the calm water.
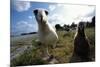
[11,34,38,46]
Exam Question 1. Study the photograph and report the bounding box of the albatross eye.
[45,10,48,15]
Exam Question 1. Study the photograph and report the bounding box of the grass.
[85,27,95,59]
[11,27,95,66]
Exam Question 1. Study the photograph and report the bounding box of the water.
[11,34,38,45]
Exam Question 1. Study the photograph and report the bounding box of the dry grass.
[11,27,95,66]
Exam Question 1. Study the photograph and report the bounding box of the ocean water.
[11,34,38,46]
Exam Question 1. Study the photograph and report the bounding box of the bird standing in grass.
[73,22,91,62]
[33,8,58,61]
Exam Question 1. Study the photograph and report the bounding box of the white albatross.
[33,8,58,61]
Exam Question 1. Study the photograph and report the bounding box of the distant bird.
[73,22,91,62]
[33,8,58,60]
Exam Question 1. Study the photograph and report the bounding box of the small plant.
[11,27,95,66]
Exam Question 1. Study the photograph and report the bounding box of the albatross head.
[33,8,49,24]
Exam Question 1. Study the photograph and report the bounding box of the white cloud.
[14,21,38,34]
[24,0,95,5]
[48,14,66,26]
[46,0,96,5]
[49,5,56,11]
[14,1,31,12]
[48,4,95,25]
[28,16,33,19]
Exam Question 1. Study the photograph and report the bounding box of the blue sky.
[11,0,95,35]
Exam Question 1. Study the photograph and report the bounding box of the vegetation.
[11,27,95,66]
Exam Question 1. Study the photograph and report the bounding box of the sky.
[10,0,95,35]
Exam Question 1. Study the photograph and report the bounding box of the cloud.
[85,8,95,17]
[49,5,56,11]
[28,16,33,19]
[14,1,31,12]
[48,14,66,26]
[48,4,95,25]
[46,0,95,5]
[12,21,38,35]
